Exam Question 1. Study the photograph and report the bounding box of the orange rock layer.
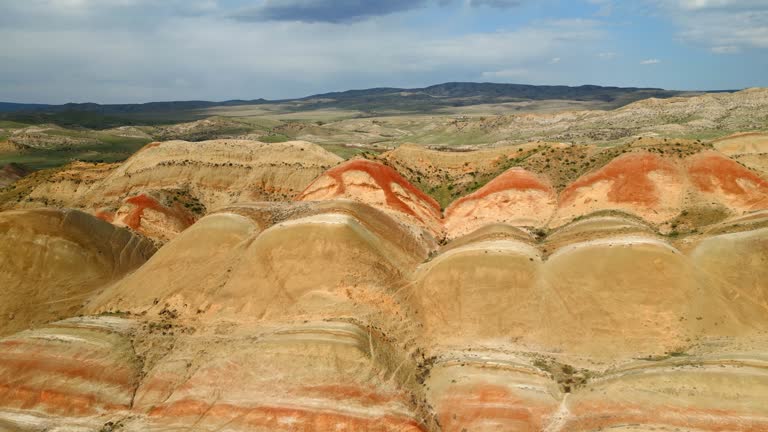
[298,153,768,237]
[1,145,768,432]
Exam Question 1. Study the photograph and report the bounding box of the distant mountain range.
[2,82,732,115]
[307,82,675,102]
[0,99,270,114]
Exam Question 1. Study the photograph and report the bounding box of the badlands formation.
[1,133,768,432]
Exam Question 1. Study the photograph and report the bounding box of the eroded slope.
[1,136,768,432]
[0,208,155,336]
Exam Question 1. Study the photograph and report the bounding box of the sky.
[0,0,766,104]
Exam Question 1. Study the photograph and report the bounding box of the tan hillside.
[444,167,556,238]
[298,158,443,236]
[2,139,343,241]
[1,131,768,431]
[713,132,768,177]
[0,208,155,336]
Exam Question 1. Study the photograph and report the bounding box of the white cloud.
[0,8,604,103]
[598,51,617,59]
[481,68,530,79]
[652,0,768,51]
[676,0,766,10]
[549,57,561,64]
[712,45,741,53]
[640,58,661,64]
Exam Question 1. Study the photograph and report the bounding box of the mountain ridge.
[0,82,737,115]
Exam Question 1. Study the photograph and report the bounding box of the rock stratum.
[1,136,768,432]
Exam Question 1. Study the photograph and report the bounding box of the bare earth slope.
[0,208,155,336]
[297,159,443,236]
[1,134,768,431]
[0,163,31,188]
[445,167,556,238]
[713,132,768,177]
[2,140,342,242]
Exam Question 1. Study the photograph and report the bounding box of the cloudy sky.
[0,0,766,103]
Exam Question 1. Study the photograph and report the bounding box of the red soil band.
[560,152,678,207]
[0,383,129,416]
[688,152,768,205]
[123,194,196,231]
[446,168,552,217]
[149,399,425,432]
[94,210,115,223]
[0,353,134,388]
[438,385,552,432]
[302,159,441,220]
[135,374,181,394]
[567,401,768,432]
[139,142,162,152]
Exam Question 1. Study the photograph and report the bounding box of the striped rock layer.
[1,143,768,431]
[297,152,768,239]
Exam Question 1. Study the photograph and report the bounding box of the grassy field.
[0,118,151,170]
[320,144,373,159]
[0,140,150,170]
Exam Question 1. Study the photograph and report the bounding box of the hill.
[1,134,767,431]
[298,82,692,112]
[0,82,710,121]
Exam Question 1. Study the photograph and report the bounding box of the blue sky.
[0,0,766,103]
